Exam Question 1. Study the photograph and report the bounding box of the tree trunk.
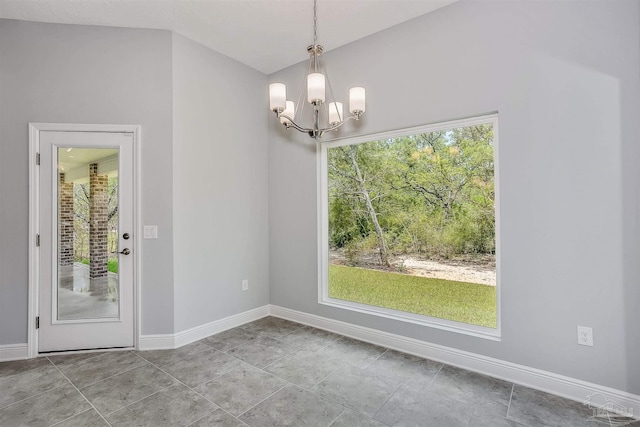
[347,146,390,267]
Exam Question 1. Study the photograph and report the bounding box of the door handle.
[119,248,131,255]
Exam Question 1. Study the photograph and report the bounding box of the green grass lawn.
[329,265,496,328]
[80,258,119,273]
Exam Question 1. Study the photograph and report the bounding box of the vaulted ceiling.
[0,0,457,74]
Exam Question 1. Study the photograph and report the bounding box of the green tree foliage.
[328,124,495,264]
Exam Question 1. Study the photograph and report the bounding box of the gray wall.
[0,19,175,342]
[172,34,270,332]
[268,0,640,393]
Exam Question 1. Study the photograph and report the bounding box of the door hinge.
[36,152,40,165]
[36,234,40,247]
[36,316,39,329]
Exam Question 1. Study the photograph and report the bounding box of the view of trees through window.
[326,119,497,328]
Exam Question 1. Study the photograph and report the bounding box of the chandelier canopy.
[269,0,366,140]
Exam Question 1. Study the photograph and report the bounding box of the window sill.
[319,296,501,342]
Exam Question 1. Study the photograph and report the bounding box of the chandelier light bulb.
[280,101,295,125]
[349,87,366,115]
[269,83,287,112]
[307,73,326,104]
[329,102,343,125]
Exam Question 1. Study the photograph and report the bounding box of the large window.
[319,115,500,338]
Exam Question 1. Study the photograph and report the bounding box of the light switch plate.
[143,225,158,239]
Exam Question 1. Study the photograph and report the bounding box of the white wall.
[0,19,176,343]
[268,0,640,394]
[172,34,270,332]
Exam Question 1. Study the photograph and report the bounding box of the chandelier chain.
[313,0,318,46]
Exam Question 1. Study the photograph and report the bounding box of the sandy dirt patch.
[399,257,495,286]
[330,251,496,286]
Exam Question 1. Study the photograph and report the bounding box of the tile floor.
[0,317,637,427]
[57,263,119,320]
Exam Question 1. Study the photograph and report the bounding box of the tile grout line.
[74,361,148,390]
[300,360,349,392]
[248,338,346,391]
[103,383,176,418]
[260,337,356,395]
[176,323,431,425]
[47,408,95,427]
[177,353,290,425]
[215,321,338,364]
[0,359,64,411]
[218,343,280,370]
[48,361,114,427]
[136,341,219,366]
[257,348,298,371]
[425,362,444,392]
[235,382,293,419]
[220,333,298,370]
[327,408,347,427]
[8,321,469,426]
[185,407,252,427]
[46,351,106,368]
[53,352,185,421]
[0,382,70,412]
[370,362,442,425]
[369,357,435,423]
[506,383,515,420]
[198,329,260,353]
[141,357,253,424]
[287,360,368,415]
[208,332,265,353]
[361,348,389,370]
[126,323,375,424]
[371,381,404,421]
[52,352,149,390]
[261,328,342,361]
[248,327,344,373]
[228,329,362,421]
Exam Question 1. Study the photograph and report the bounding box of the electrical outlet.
[577,326,593,346]
[242,279,249,291]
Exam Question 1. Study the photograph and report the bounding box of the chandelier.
[268,0,366,140]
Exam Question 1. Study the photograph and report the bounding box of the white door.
[37,130,135,352]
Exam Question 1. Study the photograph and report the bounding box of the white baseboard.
[0,344,28,362]
[269,304,640,419]
[138,334,176,351]
[174,305,270,348]
[138,305,269,351]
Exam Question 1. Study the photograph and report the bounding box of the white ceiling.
[58,148,119,182]
[0,0,457,74]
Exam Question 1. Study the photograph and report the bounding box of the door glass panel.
[57,147,120,321]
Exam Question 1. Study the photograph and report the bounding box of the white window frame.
[317,113,502,340]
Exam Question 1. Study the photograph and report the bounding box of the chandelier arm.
[276,112,314,134]
[318,114,361,133]
[276,110,361,137]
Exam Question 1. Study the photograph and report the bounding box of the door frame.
[28,123,142,358]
